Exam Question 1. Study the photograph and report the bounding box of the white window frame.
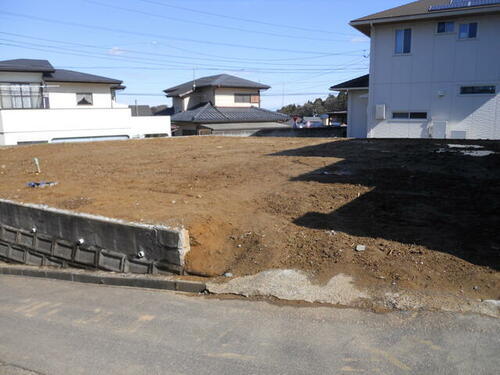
[0,82,43,109]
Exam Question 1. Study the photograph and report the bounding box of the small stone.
[224,272,233,278]
[196,195,202,199]
[355,245,366,252]
[237,244,242,248]
[473,286,479,291]
[171,200,176,204]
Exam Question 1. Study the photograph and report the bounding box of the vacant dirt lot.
[0,137,498,301]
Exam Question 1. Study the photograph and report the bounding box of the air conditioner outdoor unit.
[375,104,386,120]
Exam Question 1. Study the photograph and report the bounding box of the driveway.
[0,275,498,375]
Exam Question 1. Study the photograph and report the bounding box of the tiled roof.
[201,122,292,131]
[44,69,122,84]
[0,59,55,73]
[129,105,153,117]
[171,102,289,123]
[330,74,369,90]
[164,74,270,97]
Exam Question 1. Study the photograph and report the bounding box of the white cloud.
[108,47,126,56]
[350,36,369,43]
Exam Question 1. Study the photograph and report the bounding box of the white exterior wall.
[367,13,500,139]
[0,108,171,145]
[347,90,369,138]
[46,82,115,109]
[214,88,260,107]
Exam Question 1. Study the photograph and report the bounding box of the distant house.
[129,105,153,117]
[0,59,171,145]
[164,74,290,136]
[331,0,500,139]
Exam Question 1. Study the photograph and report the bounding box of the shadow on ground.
[272,139,500,270]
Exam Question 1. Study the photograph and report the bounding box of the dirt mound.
[0,137,498,302]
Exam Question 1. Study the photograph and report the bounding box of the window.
[234,93,259,104]
[460,86,496,95]
[437,21,454,33]
[76,93,93,106]
[459,23,478,39]
[410,112,428,119]
[234,94,251,103]
[0,83,42,109]
[392,112,428,119]
[395,28,412,54]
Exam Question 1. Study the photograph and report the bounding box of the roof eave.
[330,86,368,91]
[0,68,56,73]
[350,6,500,36]
[44,80,122,85]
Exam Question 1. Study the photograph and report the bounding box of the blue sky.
[0,0,405,109]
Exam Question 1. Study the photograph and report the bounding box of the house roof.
[0,59,55,73]
[201,122,292,131]
[171,102,290,124]
[164,74,270,97]
[350,0,500,35]
[129,105,153,117]
[330,74,369,91]
[44,69,122,84]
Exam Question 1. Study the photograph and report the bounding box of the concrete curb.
[0,266,206,293]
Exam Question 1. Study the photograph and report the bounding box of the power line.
[0,11,356,55]
[117,92,334,97]
[0,39,369,73]
[135,0,357,36]
[85,0,355,43]
[0,32,367,68]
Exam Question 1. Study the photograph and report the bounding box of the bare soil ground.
[0,137,498,303]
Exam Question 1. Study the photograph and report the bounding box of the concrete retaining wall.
[0,199,190,274]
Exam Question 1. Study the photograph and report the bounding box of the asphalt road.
[0,276,498,375]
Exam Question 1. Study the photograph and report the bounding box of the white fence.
[0,108,171,145]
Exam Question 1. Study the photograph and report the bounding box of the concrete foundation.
[0,199,190,274]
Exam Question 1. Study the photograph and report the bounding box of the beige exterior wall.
[214,88,260,107]
[172,87,263,112]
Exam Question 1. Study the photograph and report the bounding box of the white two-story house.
[0,59,171,145]
[165,74,290,136]
[332,0,500,139]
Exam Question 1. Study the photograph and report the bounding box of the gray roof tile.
[165,74,270,97]
[171,103,289,123]
[44,69,122,84]
[0,59,55,73]
[331,74,369,90]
